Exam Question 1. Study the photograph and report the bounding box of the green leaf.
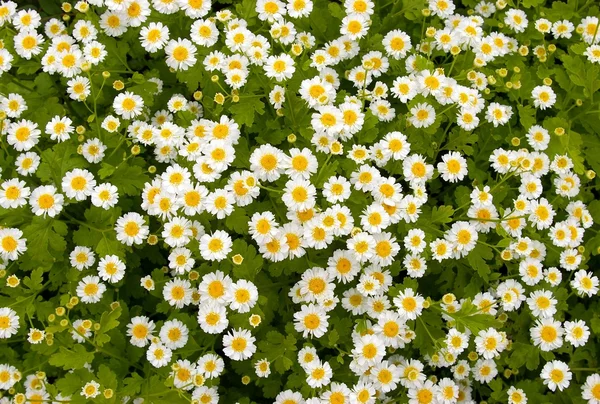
[357,112,379,143]
[108,160,150,196]
[328,2,345,19]
[466,243,494,281]
[49,345,95,370]
[72,207,126,259]
[23,268,44,291]
[507,342,540,371]
[414,310,445,355]
[231,239,263,280]
[225,207,250,235]
[450,299,502,334]
[518,105,537,129]
[257,331,297,374]
[21,218,68,270]
[560,54,600,98]
[431,205,454,224]
[229,98,265,128]
[96,305,123,347]
[98,364,118,390]
[37,142,88,184]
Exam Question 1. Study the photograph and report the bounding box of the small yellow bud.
[586,170,596,179]
[104,389,114,399]
[148,235,158,245]
[148,165,157,174]
[76,125,86,135]
[518,46,529,56]
[62,2,72,12]
[442,293,455,304]
[211,75,219,82]
[249,314,262,328]
[193,374,205,386]
[501,249,513,261]
[55,307,66,316]
[189,270,199,281]
[232,254,244,265]
[102,71,111,79]
[193,91,203,101]
[511,137,521,146]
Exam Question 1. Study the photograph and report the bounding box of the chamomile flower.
[62,168,96,201]
[223,328,256,361]
[437,152,468,182]
[294,303,329,338]
[0,179,29,209]
[0,308,19,339]
[197,301,228,334]
[541,360,571,392]
[76,275,107,304]
[163,278,193,309]
[115,212,149,246]
[147,343,173,368]
[7,119,40,152]
[91,183,119,209]
[531,85,556,110]
[69,246,95,270]
[29,185,64,217]
[159,319,189,350]
[229,280,259,313]
[394,288,424,320]
[97,254,126,283]
[199,231,232,262]
[264,53,295,81]
[165,38,197,71]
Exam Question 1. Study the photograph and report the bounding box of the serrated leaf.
[23,268,44,291]
[49,345,95,370]
[466,243,494,282]
[431,205,454,224]
[96,306,122,347]
[36,142,88,184]
[230,98,265,128]
[107,161,150,196]
[21,218,68,270]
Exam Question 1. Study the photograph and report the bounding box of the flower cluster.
[1,0,600,403]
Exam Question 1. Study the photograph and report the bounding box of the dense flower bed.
[1,0,600,403]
